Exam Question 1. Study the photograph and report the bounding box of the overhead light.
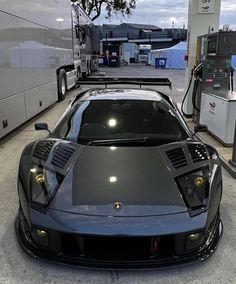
[108,119,117,127]
[110,146,117,151]
[109,176,117,183]
[56,17,64,22]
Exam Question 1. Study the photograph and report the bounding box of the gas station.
[183,0,236,174]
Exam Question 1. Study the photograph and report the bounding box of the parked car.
[16,78,223,269]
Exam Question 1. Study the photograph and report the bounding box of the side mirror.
[75,25,80,40]
[75,25,86,44]
[35,123,51,133]
[193,124,208,136]
[81,27,86,43]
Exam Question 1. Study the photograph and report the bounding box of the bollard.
[229,120,236,167]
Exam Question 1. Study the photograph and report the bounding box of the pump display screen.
[203,57,231,91]
[207,35,217,54]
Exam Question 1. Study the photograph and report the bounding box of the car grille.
[61,235,175,261]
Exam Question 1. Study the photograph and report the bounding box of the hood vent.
[188,144,208,163]
[51,144,75,169]
[33,140,56,161]
[166,147,187,169]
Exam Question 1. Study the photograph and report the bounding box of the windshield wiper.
[88,137,148,145]
[88,136,182,146]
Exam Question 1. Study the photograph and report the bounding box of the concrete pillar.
[184,0,221,115]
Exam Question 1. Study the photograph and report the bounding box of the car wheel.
[57,69,67,101]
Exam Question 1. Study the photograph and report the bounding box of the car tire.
[57,69,67,101]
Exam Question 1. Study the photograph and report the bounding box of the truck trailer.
[0,0,95,139]
[123,43,139,63]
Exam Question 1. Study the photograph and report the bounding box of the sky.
[94,0,236,30]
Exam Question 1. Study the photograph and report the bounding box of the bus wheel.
[57,69,67,101]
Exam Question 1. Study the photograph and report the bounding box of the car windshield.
[52,99,189,145]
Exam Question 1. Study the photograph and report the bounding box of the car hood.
[51,145,189,217]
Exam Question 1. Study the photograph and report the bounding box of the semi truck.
[138,44,152,63]
[73,3,100,77]
[0,0,98,139]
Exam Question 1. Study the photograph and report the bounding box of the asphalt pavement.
[0,64,236,284]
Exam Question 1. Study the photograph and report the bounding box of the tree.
[71,0,136,21]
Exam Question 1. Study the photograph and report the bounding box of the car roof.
[82,88,163,102]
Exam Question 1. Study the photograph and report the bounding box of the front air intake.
[166,147,187,169]
[188,144,208,163]
[51,144,75,169]
[33,140,56,161]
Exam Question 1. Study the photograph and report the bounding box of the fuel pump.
[181,62,203,119]
[184,0,221,116]
[192,31,236,145]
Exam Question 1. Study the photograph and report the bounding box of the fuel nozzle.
[193,63,203,78]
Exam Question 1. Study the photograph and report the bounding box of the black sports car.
[16,79,223,269]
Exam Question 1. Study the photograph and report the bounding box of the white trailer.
[0,0,86,139]
[123,43,139,63]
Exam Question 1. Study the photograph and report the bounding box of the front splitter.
[15,214,223,270]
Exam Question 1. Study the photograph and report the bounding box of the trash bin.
[98,56,104,65]
[155,57,167,69]
[109,55,120,67]
[98,56,108,66]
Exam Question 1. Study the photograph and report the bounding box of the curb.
[219,157,236,179]
[195,133,236,179]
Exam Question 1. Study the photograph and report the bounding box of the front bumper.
[15,209,223,270]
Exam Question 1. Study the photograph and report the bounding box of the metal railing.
[102,32,171,41]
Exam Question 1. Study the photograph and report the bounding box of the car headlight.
[176,167,209,209]
[30,164,63,206]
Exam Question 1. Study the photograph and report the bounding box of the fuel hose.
[181,69,194,117]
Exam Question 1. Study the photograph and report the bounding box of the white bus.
[0,0,84,139]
